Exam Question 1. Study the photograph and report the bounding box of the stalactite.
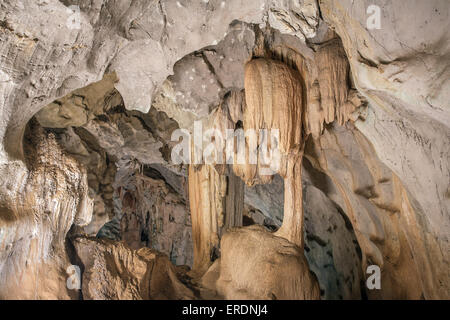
[271,39,367,138]
[199,56,320,299]
[188,165,222,275]
[244,58,304,155]
[188,164,244,276]
[223,167,245,232]
[195,40,367,298]
[316,39,350,124]
[242,58,306,247]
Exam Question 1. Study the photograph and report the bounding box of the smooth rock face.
[215,225,320,300]
[303,182,363,300]
[0,0,449,300]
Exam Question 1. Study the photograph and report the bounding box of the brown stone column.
[275,153,305,248]
[188,164,244,275]
[223,166,245,231]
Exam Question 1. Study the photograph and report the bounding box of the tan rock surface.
[214,225,320,300]
[0,121,92,299]
[0,0,448,301]
[73,236,194,300]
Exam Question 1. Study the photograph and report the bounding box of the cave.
[0,0,448,302]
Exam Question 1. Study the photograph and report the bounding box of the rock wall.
[319,2,450,295]
[0,121,92,299]
[96,159,194,268]
[73,236,194,300]
[0,0,448,300]
[305,125,449,299]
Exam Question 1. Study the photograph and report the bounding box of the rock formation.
[72,236,194,300]
[0,0,448,300]
[0,120,92,299]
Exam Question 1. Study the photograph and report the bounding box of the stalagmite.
[1,0,448,302]
[201,57,320,299]
[243,58,306,247]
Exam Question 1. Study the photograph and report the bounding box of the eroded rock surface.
[0,121,92,299]
[73,236,194,300]
[212,225,320,300]
[0,0,448,301]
